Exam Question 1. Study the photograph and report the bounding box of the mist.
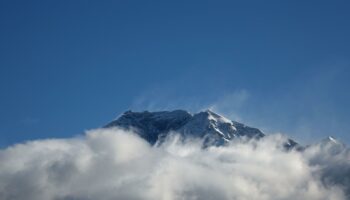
[0,128,349,200]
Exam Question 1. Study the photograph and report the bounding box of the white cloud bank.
[0,128,349,200]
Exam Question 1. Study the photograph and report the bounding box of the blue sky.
[1,0,350,146]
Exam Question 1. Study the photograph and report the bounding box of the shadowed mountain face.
[105,110,298,148]
[105,110,192,144]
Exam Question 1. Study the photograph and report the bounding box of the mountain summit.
[105,109,298,148]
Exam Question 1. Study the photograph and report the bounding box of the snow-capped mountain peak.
[104,109,298,148]
[319,136,344,147]
[177,110,241,144]
[326,136,339,144]
[305,136,348,156]
[206,109,235,125]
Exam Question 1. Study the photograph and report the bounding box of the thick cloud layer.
[0,128,349,200]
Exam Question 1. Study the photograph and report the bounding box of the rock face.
[105,110,192,144]
[105,109,298,148]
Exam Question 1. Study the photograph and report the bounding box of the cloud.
[208,89,250,121]
[0,128,348,200]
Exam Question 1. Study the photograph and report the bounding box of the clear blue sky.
[1,0,350,146]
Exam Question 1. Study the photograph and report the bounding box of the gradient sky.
[1,0,350,146]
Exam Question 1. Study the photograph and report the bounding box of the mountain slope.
[105,109,299,148]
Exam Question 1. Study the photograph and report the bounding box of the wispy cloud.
[208,89,250,121]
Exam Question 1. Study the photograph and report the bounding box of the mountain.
[314,136,347,155]
[104,109,299,148]
[306,136,350,197]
